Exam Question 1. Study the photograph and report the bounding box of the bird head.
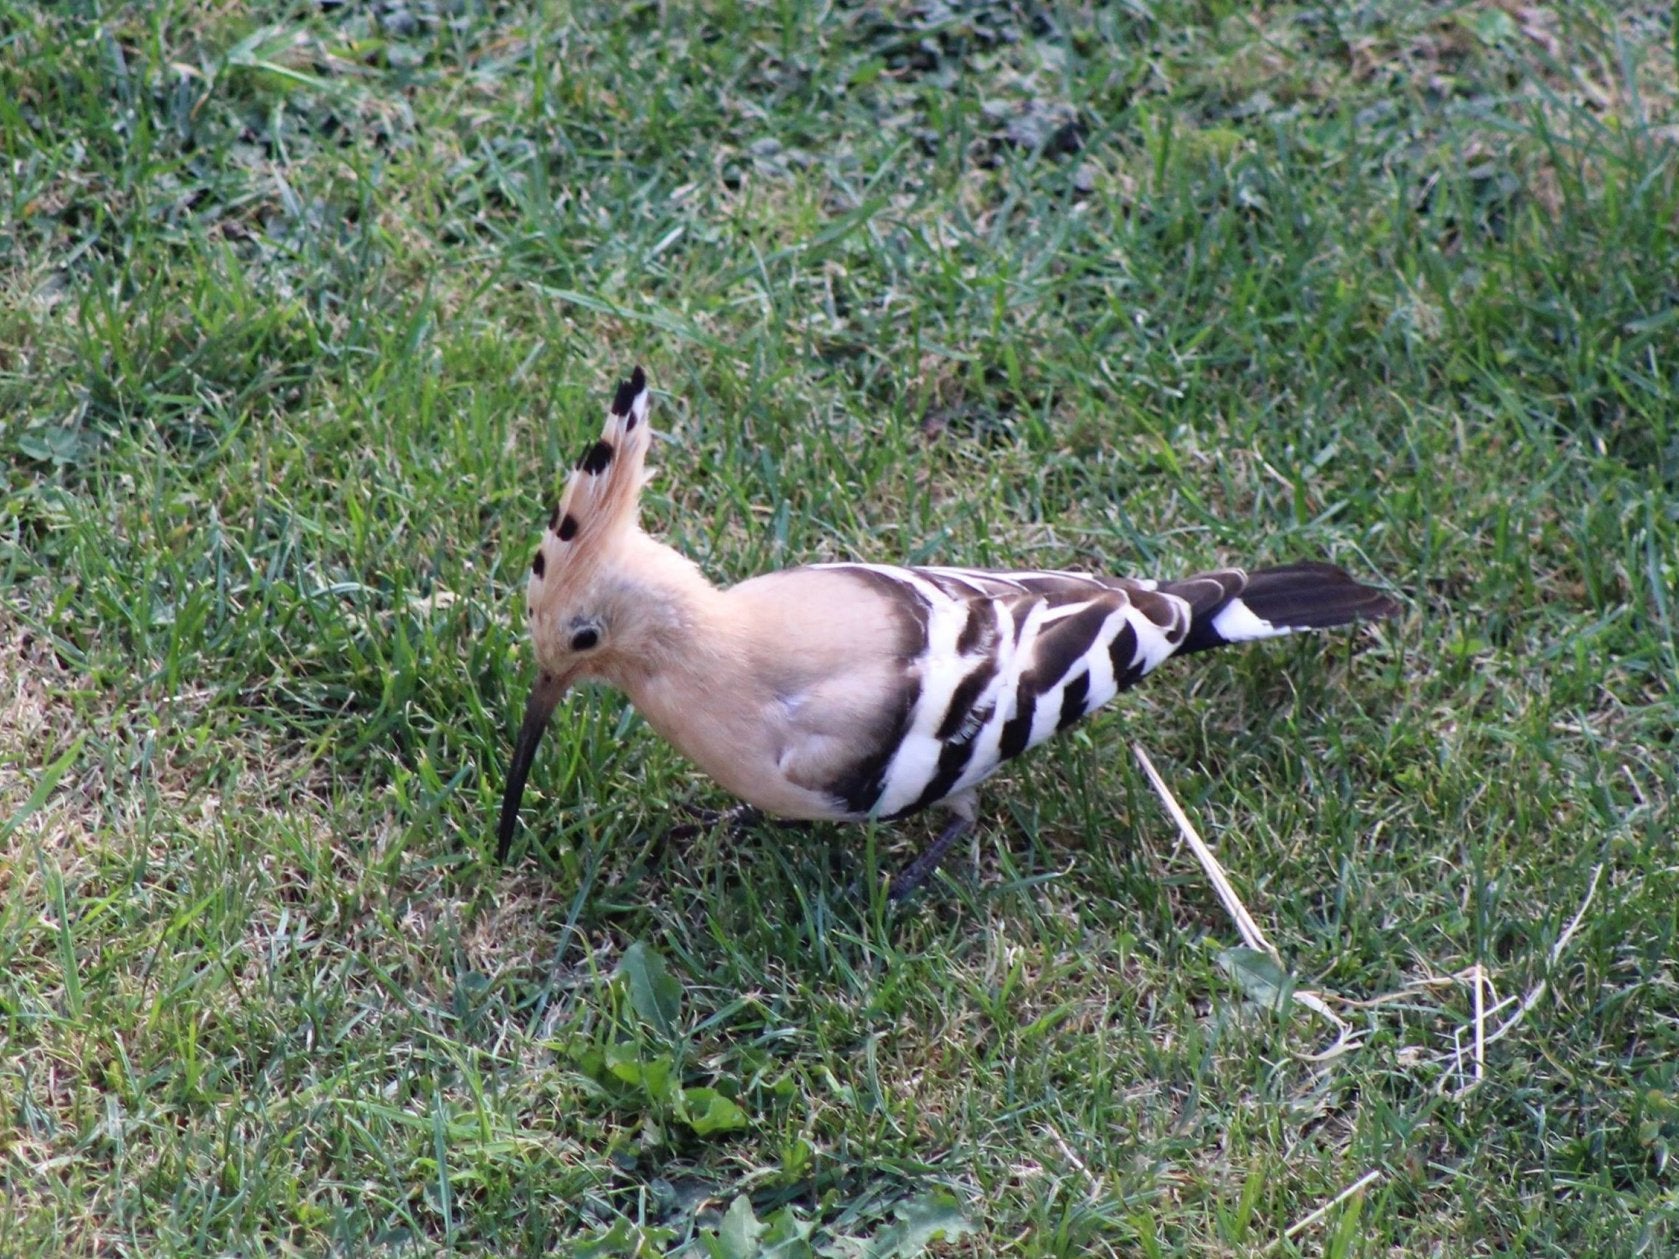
[497,365,655,859]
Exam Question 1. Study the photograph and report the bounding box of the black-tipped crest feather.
[610,365,646,418]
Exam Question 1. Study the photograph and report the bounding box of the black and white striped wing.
[887,579,1194,815]
[817,564,1196,819]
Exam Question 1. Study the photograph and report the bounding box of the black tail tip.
[610,365,647,417]
[1240,562,1401,631]
[1170,562,1400,655]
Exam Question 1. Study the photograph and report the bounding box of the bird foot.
[665,802,765,843]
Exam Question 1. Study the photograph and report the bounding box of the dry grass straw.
[1131,743,1358,1059]
[1132,742,1380,1250]
[1132,740,1615,1250]
[1432,862,1603,1096]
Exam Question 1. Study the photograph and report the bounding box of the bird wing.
[774,564,1193,818]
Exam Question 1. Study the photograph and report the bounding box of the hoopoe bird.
[498,367,1399,898]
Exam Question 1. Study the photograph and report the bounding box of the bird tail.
[1164,562,1399,656]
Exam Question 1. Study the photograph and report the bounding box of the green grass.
[3,0,1677,1254]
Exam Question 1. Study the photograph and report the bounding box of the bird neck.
[596,531,770,761]
[596,530,733,687]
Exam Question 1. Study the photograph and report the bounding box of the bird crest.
[527,365,654,601]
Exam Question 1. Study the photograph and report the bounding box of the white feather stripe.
[870,569,979,817]
[917,565,1112,594]
[1015,602,1151,758]
[946,597,1034,798]
[1027,678,1068,748]
[1011,609,1095,750]
[1083,608,1123,702]
[943,665,1013,796]
[914,568,997,596]
[811,562,937,601]
[1081,670,1120,721]
[1125,600,1186,677]
[874,738,939,818]
[1035,601,1085,624]
[918,566,1027,592]
[1210,597,1291,643]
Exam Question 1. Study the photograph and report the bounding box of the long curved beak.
[495,670,569,862]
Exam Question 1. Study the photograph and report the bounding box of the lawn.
[3,1,1676,1255]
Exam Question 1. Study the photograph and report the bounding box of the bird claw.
[665,802,771,842]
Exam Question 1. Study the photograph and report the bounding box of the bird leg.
[888,799,978,901]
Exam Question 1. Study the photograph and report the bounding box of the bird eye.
[570,627,600,651]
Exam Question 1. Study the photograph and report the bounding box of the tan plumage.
[498,368,1399,896]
